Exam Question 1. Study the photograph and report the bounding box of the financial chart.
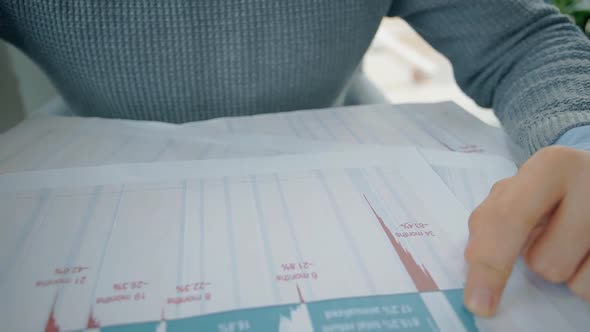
[1,149,476,332]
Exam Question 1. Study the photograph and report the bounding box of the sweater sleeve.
[0,5,5,40]
[0,2,11,42]
[389,0,590,155]
[555,125,590,151]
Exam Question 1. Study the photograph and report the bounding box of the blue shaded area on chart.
[443,289,478,332]
[166,303,298,331]
[102,321,160,332]
[306,292,438,331]
[70,291,483,331]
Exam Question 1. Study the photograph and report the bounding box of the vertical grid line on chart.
[226,118,235,133]
[377,166,462,252]
[463,170,476,210]
[312,112,338,140]
[331,111,365,144]
[373,168,461,287]
[381,109,421,145]
[0,188,51,287]
[369,168,443,277]
[434,167,475,211]
[363,194,439,292]
[345,168,418,291]
[196,143,213,160]
[0,128,55,165]
[273,173,315,299]
[516,262,577,331]
[458,169,477,210]
[198,180,207,315]
[315,170,377,294]
[282,114,302,138]
[413,109,466,144]
[55,186,103,312]
[348,110,386,145]
[176,181,188,317]
[249,175,281,304]
[35,133,80,170]
[223,177,242,308]
[219,146,232,158]
[401,107,462,151]
[294,114,318,140]
[85,186,126,322]
[152,139,175,162]
[99,136,132,165]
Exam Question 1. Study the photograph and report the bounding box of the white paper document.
[1,148,588,332]
[0,102,526,175]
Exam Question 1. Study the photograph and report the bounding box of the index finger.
[463,149,568,317]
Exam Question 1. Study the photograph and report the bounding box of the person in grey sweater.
[2,0,590,317]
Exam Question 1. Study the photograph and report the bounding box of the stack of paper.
[0,102,586,331]
[0,102,526,174]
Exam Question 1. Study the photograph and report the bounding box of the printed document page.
[1,148,587,331]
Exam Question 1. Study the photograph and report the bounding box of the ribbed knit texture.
[390,1,590,154]
[2,1,590,154]
[0,1,390,122]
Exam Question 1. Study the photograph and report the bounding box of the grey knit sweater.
[2,1,590,153]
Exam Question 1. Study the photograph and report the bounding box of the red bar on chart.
[364,195,439,292]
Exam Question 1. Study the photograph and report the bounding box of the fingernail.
[466,287,495,316]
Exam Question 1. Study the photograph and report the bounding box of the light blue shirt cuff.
[554,126,590,151]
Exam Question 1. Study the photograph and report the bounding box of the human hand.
[463,146,590,317]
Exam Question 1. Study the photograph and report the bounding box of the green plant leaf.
[571,0,590,11]
[552,0,590,35]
